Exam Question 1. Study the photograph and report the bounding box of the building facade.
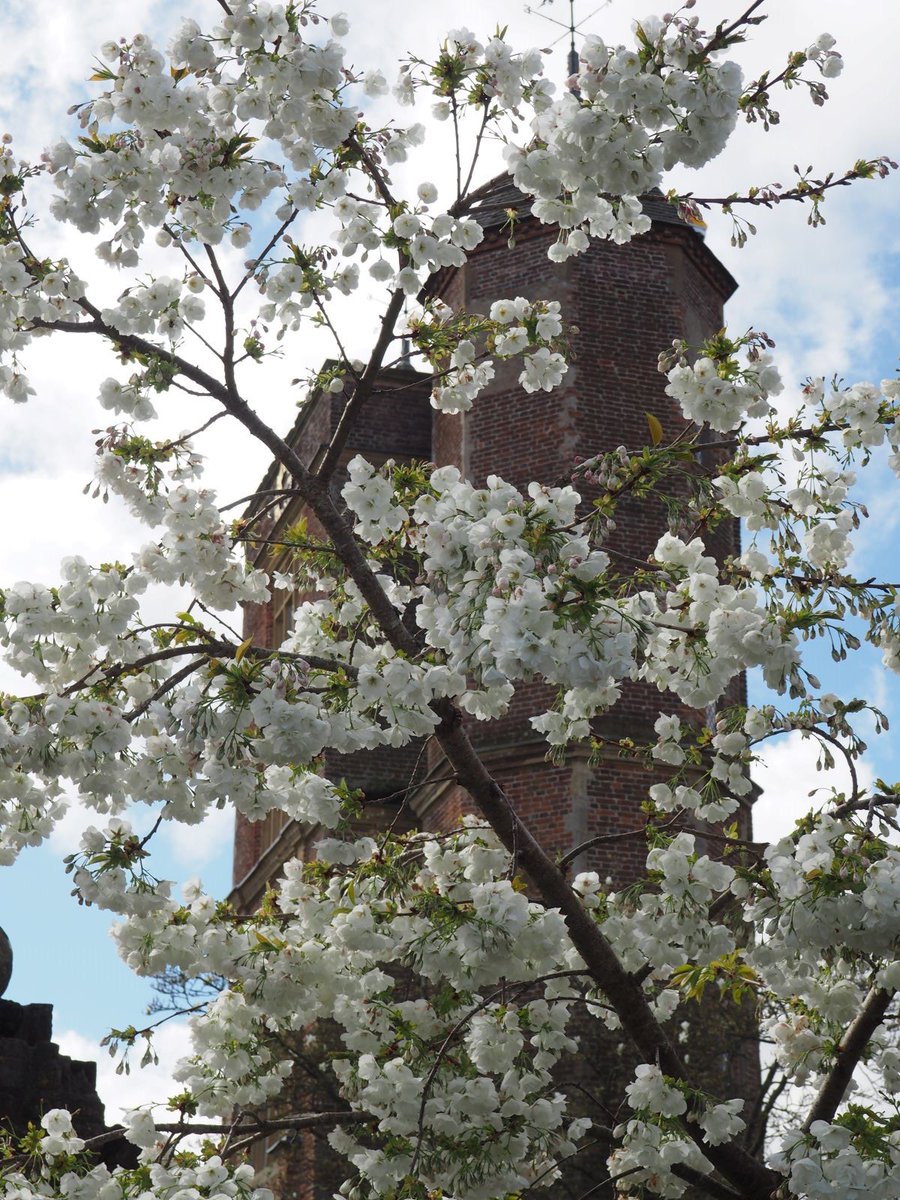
[0,927,136,1169]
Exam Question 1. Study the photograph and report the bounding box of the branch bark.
[314,285,408,482]
[802,986,895,1131]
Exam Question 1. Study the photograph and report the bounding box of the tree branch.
[205,244,237,395]
[314,286,408,481]
[558,821,661,871]
[802,986,895,1131]
[678,160,896,215]
[426,698,779,1198]
[220,487,304,514]
[408,970,592,1176]
[232,207,300,301]
[671,1164,741,1200]
[49,1111,369,1157]
[698,1,767,59]
[41,288,779,1199]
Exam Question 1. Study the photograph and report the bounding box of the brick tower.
[230,186,753,1198]
[420,181,740,883]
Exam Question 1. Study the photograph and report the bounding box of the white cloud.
[0,2,177,160]
[45,788,234,873]
[161,803,235,871]
[47,789,102,858]
[751,729,875,844]
[58,1021,193,1125]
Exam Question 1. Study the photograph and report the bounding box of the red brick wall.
[232,369,432,892]
[425,217,740,870]
[231,211,757,1199]
[235,212,744,889]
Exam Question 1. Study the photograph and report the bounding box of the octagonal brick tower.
[418,180,742,886]
[230,185,757,1200]
[415,186,757,1199]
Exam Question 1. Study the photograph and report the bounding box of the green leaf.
[646,412,664,446]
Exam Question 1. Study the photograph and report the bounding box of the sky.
[0,0,899,1126]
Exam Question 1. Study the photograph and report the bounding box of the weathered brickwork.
[0,999,105,1141]
[0,993,139,1170]
[425,211,745,859]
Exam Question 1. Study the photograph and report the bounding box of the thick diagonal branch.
[314,285,407,481]
[45,309,778,1199]
[802,986,894,1132]
[428,700,777,1198]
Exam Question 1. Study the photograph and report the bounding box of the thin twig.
[698,0,767,59]
[33,1112,370,1158]
[408,970,591,1176]
[163,224,216,292]
[459,104,492,201]
[232,208,300,300]
[752,724,861,812]
[670,1164,741,1200]
[572,1165,645,1200]
[220,487,304,514]
[558,823,655,871]
[126,657,209,721]
[205,244,237,397]
[518,1135,613,1197]
[183,318,225,363]
[231,533,339,555]
[451,94,463,202]
[158,409,228,452]
[314,285,406,481]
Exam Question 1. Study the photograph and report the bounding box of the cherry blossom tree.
[0,2,898,1199]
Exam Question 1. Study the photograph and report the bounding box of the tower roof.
[441,172,737,306]
[462,173,699,233]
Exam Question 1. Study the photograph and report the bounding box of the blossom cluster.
[0,4,899,1200]
[505,13,749,257]
[772,1121,900,1200]
[409,296,569,414]
[665,349,783,432]
[106,823,597,1197]
[0,1110,273,1200]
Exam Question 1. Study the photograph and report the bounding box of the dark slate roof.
[463,174,697,234]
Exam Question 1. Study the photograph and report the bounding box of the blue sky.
[1,0,899,1121]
